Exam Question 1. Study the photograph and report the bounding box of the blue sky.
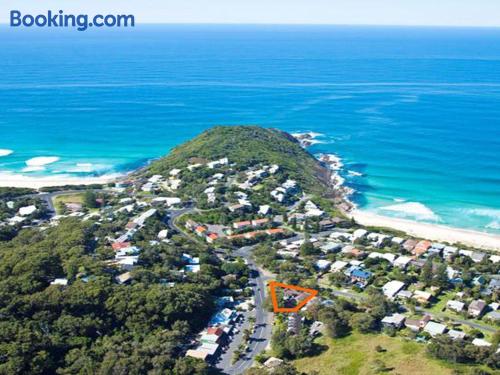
[2,0,500,26]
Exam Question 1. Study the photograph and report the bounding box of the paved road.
[23,189,103,217]
[165,206,275,374]
[216,245,274,375]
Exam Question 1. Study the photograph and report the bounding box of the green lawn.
[293,332,499,375]
[53,193,84,214]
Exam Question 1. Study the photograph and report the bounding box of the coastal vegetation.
[144,126,331,196]
[0,216,232,374]
[0,126,498,374]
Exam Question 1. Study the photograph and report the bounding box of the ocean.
[0,25,499,234]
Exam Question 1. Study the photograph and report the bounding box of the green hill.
[144,125,331,195]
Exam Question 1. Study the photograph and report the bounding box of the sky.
[1,0,500,26]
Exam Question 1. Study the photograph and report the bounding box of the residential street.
[216,245,275,375]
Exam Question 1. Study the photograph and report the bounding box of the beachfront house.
[412,240,432,257]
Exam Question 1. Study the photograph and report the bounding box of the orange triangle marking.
[268,281,318,313]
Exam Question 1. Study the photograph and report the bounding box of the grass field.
[293,332,498,375]
[53,193,84,214]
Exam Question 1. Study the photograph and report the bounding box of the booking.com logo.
[10,10,135,31]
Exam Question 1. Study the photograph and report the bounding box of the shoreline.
[293,131,500,250]
[350,209,500,251]
[0,172,121,189]
[1,130,499,251]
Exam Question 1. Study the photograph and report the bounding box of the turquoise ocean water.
[0,25,499,233]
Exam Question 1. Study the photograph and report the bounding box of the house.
[472,338,492,347]
[318,219,336,230]
[413,290,433,304]
[206,233,219,243]
[350,268,372,285]
[194,342,220,361]
[158,229,169,240]
[266,228,285,236]
[50,278,68,286]
[424,321,447,336]
[427,247,442,257]
[396,290,413,300]
[115,272,132,284]
[330,260,348,273]
[488,278,500,291]
[393,255,412,269]
[443,246,458,258]
[352,229,368,241]
[233,220,252,229]
[446,300,465,312]
[381,313,406,329]
[342,246,365,258]
[251,218,269,227]
[470,252,486,263]
[403,239,418,252]
[321,242,342,253]
[258,205,271,215]
[382,280,405,299]
[309,321,324,336]
[112,241,131,251]
[448,329,467,340]
[468,300,487,318]
[490,255,500,263]
[228,204,245,213]
[201,327,226,344]
[185,219,199,230]
[315,259,332,271]
[404,314,431,331]
[195,226,208,236]
[473,275,486,286]
[413,240,432,257]
[287,313,302,334]
[391,237,405,246]
[485,311,500,322]
[18,205,37,216]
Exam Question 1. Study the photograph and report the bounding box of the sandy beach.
[350,209,500,251]
[0,173,120,189]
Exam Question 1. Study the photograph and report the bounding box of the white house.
[446,300,465,312]
[18,205,37,216]
[382,280,405,299]
[424,321,447,336]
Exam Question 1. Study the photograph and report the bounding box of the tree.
[300,240,319,256]
[173,357,210,375]
[319,308,350,338]
[420,260,433,286]
[349,313,377,333]
[433,263,449,288]
[83,190,98,209]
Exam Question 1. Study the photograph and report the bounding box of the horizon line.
[1,22,500,29]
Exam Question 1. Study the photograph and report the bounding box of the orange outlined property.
[268,281,318,313]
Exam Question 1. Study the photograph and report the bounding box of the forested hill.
[144,126,331,195]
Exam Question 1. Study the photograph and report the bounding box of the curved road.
[170,206,274,374]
